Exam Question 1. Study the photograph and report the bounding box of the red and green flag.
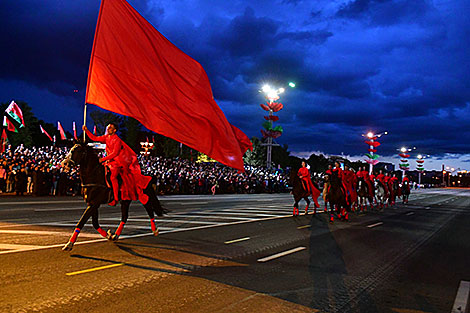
[40,125,53,142]
[57,121,67,140]
[73,121,78,140]
[3,116,17,133]
[5,101,25,128]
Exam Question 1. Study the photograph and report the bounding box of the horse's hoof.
[62,241,74,251]
[111,234,119,241]
[153,229,159,236]
[106,229,114,240]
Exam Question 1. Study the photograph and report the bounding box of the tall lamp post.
[416,154,429,185]
[362,131,387,174]
[398,146,416,179]
[259,83,294,168]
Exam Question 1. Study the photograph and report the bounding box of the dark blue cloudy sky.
[1,0,469,170]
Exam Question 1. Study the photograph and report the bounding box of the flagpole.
[84,0,105,141]
[83,103,87,141]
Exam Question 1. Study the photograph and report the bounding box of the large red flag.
[85,0,251,171]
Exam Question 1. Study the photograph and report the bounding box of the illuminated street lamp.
[416,154,429,185]
[362,131,387,174]
[398,146,416,178]
[259,84,285,168]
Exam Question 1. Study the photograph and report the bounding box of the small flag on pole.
[57,121,67,140]
[40,125,53,142]
[1,128,8,153]
[73,121,78,140]
[5,101,25,128]
[3,116,17,133]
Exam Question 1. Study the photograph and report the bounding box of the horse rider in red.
[343,165,356,207]
[376,170,388,196]
[402,174,411,203]
[83,124,151,207]
[297,161,321,210]
[361,167,374,201]
[323,164,333,211]
[389,173,400,205]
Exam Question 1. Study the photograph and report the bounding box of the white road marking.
[0,243,44,250]
[0,213,293,255]
[177,202,209,205]
[224,237,251,244]
[154,214,254,221]
[452,280,469,313]
[34,207,87,212]
[153,219,226,225]
[178,210,278,217]
[425,207,431,210]
[406,212,415,216]
[367,222,384,228]
[257,246,307,263]
[0,200,83,206]
[0,230,101,237]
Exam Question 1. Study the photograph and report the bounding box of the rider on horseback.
[297,161,321,209]
[83,124,151,206]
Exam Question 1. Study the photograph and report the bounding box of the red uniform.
[362,170,374,197]
[343,169,357,203]
[85,128,151,204]
[298,167,320,207]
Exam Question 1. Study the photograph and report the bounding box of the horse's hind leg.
[108,200,130,241]
[63,204,99,251]
[143,202,159,236]
[304,197,310,214]
[293,197,300,216]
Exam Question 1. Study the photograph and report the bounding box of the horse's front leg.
[63,203,101,251]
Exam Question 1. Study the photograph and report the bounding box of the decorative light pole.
[362,131,387,174]
[398,147,415,178]
[416,154,429,185]
[259,83,294,168]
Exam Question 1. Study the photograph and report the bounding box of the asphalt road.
[0,189,468,313]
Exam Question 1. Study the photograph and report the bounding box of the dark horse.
[61,142,165,251]
[326,172,350,222]
[401,180,410,204]
[290,171,310,216]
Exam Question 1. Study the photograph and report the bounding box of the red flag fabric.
[57,121,67,140]
[3,116,17,133]
[73,121,78,140]
[1,128,8,153]
[40,125,53,142]
[85,0,249,171]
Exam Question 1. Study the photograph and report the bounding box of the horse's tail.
[145,180,168,217]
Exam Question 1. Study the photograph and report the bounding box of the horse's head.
[61,142,88,170]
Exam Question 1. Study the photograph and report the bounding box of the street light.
[398,146,416,178]
[362,131,387,174]
[260,84,287,168]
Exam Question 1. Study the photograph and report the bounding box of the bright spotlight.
[288,82,296,88]
[367,132,374,138]
[417,154,422,159]
[401,147,407,153]
[262,85,271,93]
[278,87,285,93]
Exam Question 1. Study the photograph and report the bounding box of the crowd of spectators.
[0,145,81,197]
[0,145,289,196]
